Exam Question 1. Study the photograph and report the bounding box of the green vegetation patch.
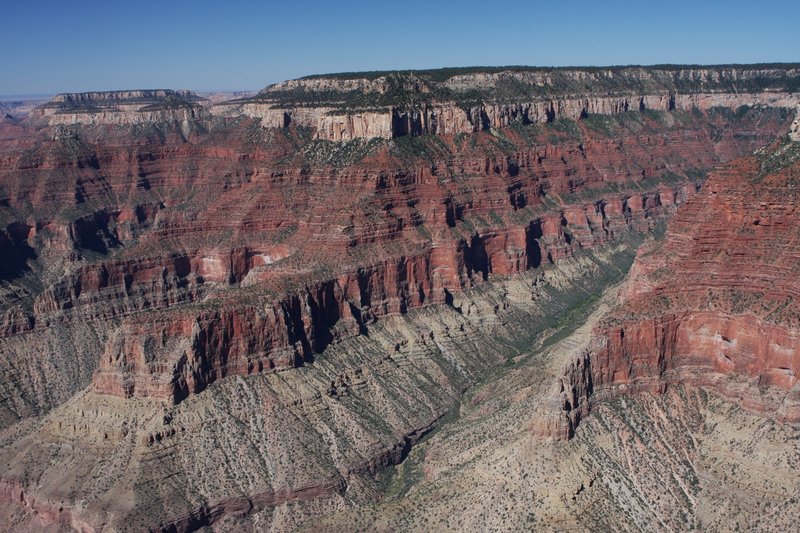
[755,138,800,181]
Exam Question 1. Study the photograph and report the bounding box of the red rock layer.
[556,140,800,439]
[0,107,793,413]
[91,201,675,403]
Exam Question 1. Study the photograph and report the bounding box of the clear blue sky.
[2,0,799,96]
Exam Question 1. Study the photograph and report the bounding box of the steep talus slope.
[0,66,798,530]
[312,362,800,531]
[0,248,637,532]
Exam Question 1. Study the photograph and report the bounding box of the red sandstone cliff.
[554,139,800,439]
[0,102,788,411]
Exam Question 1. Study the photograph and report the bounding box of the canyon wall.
[90,192,679,405]
[0,65,798,530]
[231,92,798,142]
[220,66,800,141]
[555,139,800,439]
[1,104,789,418]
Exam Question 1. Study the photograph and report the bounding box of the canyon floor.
[310,281,800,532]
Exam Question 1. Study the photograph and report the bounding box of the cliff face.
[223,65,800,141]
[90,196,677,404]
[0,250,644,533]
[0,65,798,531]
[791,106,800,141]
[295,144,800,533]
[231,92,798,141]
[27,89,208,127]
[554,139,800,438]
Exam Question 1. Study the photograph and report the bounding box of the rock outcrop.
[1,103,788,412]
[27,89,208,127]
[221,66,800,141]
[554,139,800,438]
[230,92,799,142]
[791,106,800,141]
[91,198,680,404]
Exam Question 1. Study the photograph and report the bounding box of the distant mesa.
[41,89,206,109]
[199,90,257,104]
[28,89,210,127]
[0,98,50,121]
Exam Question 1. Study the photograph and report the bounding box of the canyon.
[0,65,799,531]
[311,135,800,533]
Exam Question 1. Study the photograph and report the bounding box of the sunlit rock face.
[219,66,800,141]
[555,139,800,439]
[0,65,798,531]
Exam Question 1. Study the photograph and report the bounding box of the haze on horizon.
[2,0,799,96]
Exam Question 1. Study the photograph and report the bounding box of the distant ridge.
[298,62,800,82]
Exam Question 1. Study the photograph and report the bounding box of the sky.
[2,0,799,96]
